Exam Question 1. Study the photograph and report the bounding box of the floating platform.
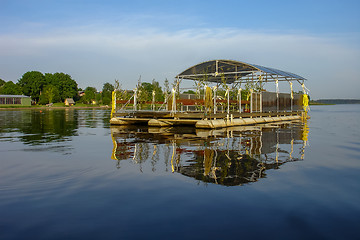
[110,111,305,129]
[195,115,300,128]
[110,59,310,129]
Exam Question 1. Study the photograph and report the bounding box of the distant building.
[0,95,31,107]
[65,98,75,106]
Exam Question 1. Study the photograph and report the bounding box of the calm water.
[0,105,359,240]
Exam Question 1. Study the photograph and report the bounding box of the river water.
[0,105,359,240]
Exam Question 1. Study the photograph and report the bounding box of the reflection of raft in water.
[111,120,309,186]
[110,60,310,128]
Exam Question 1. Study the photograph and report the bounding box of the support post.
[111,91,116,118]
[152,90,155,111]
[171,88,176,115]
[238,88,242,114]
[227,87,230,116]
[134,88,137,111]
[250,89,253,113]
[275,79,279,114]
[215,60,218,75]
[204,85,206,113]
[213,86,217,115]
[289,81,293,112]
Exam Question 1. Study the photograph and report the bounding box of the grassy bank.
[0,103,111,110]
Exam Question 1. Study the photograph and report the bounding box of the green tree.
[103,82,115,93]
[138,80,164,102]
[137,83,149,106]
[46,72,78,101]
[44,73,56,83]
[39,85,60,104]
[102,96,111,105]
[0,78,5,87]
[182,90,196,94]
[95,92,102,104]
[18,71,46,102]
[0,81,23,95]
[102,82,115,105]
[82,87,97,104]
[151,79,164,102]
[139,82,152,101]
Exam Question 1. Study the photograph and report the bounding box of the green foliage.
[46,72,78,101]
[95,93,102,103]
[17,71,78,104]
[52,102,66,107]
[102,96,111,105]
[39,85,60,104]
[18,71,46,102]
[182,90,196,94]
[141,82,153,95]
[137,80,164,102]
[137,83,149,104]
[102,82,115,93]
[0,78,5,87]
[0,81,23,95]
[81,87,97,104]
[152,80,164,102]
[102,82,115,105]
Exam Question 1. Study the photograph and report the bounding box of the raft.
[110,59,310,129]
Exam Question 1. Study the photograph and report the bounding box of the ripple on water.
[0,166,96,203]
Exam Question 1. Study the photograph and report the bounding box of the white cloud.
[0,27,359,99]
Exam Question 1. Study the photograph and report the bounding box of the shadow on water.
[110,120,309,186]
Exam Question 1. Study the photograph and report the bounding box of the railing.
[111,90,305,118]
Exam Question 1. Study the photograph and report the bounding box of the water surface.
[0,106,359,239]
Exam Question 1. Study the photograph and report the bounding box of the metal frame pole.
[238,88,242,114]
[276,78,279,113]
[227,87,230,115]
[152,90,155,111]
[250,89,253,113]
[172,88,176,114]
[289,81,293,112]
[134,88,137,111]
[213,86,217,114]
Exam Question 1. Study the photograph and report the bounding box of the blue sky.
[1,0,359,99]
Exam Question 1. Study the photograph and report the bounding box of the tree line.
[0,71,117,105]
[0,71,169,106]
[1,71,274,107]
[0,71,79,104]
